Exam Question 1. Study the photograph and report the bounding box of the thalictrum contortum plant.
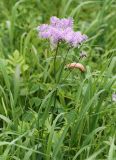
[37,16,88,81]
[37,16,88,49]
[37,16,88,121]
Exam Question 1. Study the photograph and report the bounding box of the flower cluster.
[38,16,88,48]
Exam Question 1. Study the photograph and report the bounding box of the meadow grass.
[0,0,116,159]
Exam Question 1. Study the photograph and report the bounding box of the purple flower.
[38,24,49,32]
[63,30,88,47]
[37,16,88,49]
[50,16,73,29]
[50,16,60,27]
[60,18,73,29]
[38,24,51,38]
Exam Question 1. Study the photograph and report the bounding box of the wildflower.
[38,24,51,38]
[59,18,74,29]
[66,62,86,72]
[50,16,73,29]
[37,16,88,49]
[64,31,88,47]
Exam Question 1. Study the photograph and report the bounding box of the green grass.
[0,0,116,159]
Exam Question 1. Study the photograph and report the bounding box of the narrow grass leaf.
[85,147,106,160]
[46,113,64,160]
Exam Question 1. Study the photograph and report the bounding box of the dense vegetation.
[0,0,116,159]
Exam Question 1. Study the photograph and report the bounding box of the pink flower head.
[50,16,73,29]
[65,31,88,47]
[37,16,88,49]
[59,18,73,29]
[38,24,51,38]
[50,16,60,26]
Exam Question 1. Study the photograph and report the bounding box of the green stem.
[52,44,59,122]
[52,47,70,122]
[54,44,59,83]
[57,47,70,84]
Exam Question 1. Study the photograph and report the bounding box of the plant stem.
[52,44,59,122]
[57,47,70,83]
[54,43,59,83]
[52,48,70,122]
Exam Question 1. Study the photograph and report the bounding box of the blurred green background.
[0,0,116,159]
